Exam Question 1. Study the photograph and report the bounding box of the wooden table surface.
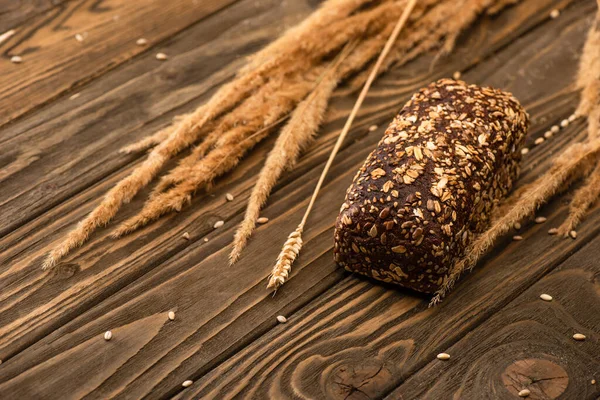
[0,0,599,399]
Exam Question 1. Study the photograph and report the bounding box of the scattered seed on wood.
[226,193,234,201]
[437,353,450,360]
[548,228,558,235]
[540,293,553,301]
[0,29,16,46]
[568,114,576,122]
[75,33,85,42]
[136,38,148,46]
[182,380,193,388]
[569,230,577,239]
[518,389,531,397]
[69,93,80,100]
[10,55,22,64]
[592,379,596,384]
[551,125,560,133]
[534,137,544,145]
[276,315,287,323]
[573,333,586,341]
[168,311,175,321]
[513,235,523,241]
[560,119,569,128]
[213,220,224,229]
[203,238,209,242]
[257,217,269,224]
[104,331,112,341]
[182,232,190,240]
[452,71,461,80]
[535,216,547,224]
[368,124,378,132]
[550,9,560,19]
[156,52,168,60]
[513,222,521,230]
[544,131,553,139]
[521,147,529,155]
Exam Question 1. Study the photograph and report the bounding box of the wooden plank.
[391,237,600,400]
[164,4,600,399]
[0,0,309,238]
[0,0,238,127]
[0,1,587,398]
[0,0,323,371]
[0,0,68,32]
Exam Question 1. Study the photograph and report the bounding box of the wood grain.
[0,1,591,398]
[392,236,600,400]
[0,0,68,32]
[0,0,238,127]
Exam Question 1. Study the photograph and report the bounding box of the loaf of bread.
[333,79,529,293]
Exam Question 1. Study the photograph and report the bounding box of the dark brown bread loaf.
[333,79,529,293]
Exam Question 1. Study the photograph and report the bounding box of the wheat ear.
[430,140,600,306]
[229,45,354,264]
[268,0,418,290]
[42,70,265,268]
[110,118,287,237]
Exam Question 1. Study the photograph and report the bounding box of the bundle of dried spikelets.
[45,0,600,303]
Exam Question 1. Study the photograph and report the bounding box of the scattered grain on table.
[156,52,168,61]
[226,193,234,201]
[104,331,112,341]
[168,311,175,321]
[257,217,269,224]
[518,389,531,397]
[436,353,450,360]
[276,315,287,323]
[573,333,586,341]
[0,29,16,46]
[182,380,193,388]
[540,293,552,301]
[213,220,224,229]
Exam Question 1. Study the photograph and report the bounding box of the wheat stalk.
[267,0,418,291]
[229,44,355,264]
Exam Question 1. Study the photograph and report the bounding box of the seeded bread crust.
[333,79,529,293]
